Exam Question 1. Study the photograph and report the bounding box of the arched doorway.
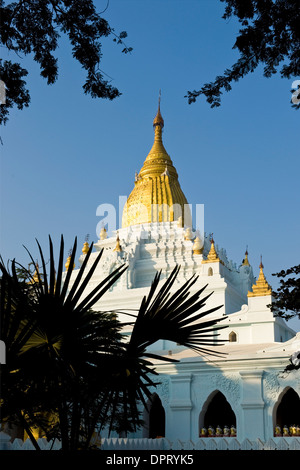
[229,331,237,342]
[143,393,165,438]
[199,390,236,436]
[274,387,300,435]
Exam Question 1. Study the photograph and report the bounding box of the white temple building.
[66,103,300,446]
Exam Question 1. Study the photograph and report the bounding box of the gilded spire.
[247,257,272,297]
[242,247,250,266]
[100,226,107,240]
[65,251,75,271]
[113,234,122,252]
[82,234,90,255]
[82,241,89,255]
[143,92,170,163]
[202,234,220,263]
[153,90,164,130]
[122,99,189,228]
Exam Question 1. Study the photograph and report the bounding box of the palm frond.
[1,240,228,447]
[0,235,129,448]
[99,266,227,435]
[128,265,227,356]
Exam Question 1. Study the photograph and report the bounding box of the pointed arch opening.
[229,331,237,342]
[208,267,213,276]
[199,390,236,437]
[273,387,300,436]
[143,393,165,438]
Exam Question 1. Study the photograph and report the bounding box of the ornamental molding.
[263,369,300,405]
[153,375,170,407]
[192,372,240,412]
[263,372,281,404]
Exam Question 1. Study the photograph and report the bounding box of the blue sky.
[1,0,299,330]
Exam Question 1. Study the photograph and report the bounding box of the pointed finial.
[113,234,122,252]
[202,233,220,264]
[82,234,90,255]
[242,245,250,266]
[153,90,164,129]
[247,256,272,297]
[65,252,75,271]
[259,254,263,269]
[82,241,89,255]
[100,225,107,240]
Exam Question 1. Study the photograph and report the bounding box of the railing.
[1,432,300,451]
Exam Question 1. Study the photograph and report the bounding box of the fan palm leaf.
[96,265,227,435]
[128,265,226,357]
[1,237,227,448]
[0,235,127,449]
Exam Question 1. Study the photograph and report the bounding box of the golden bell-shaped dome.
[122,101,189,228]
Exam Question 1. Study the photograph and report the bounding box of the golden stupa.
[247,258,272,297]
[122,99,189,228]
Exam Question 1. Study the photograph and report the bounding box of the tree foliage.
[0,235,226,450]
[270,264,300,321]
[186,0,300,109]
[0,0,132,125]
